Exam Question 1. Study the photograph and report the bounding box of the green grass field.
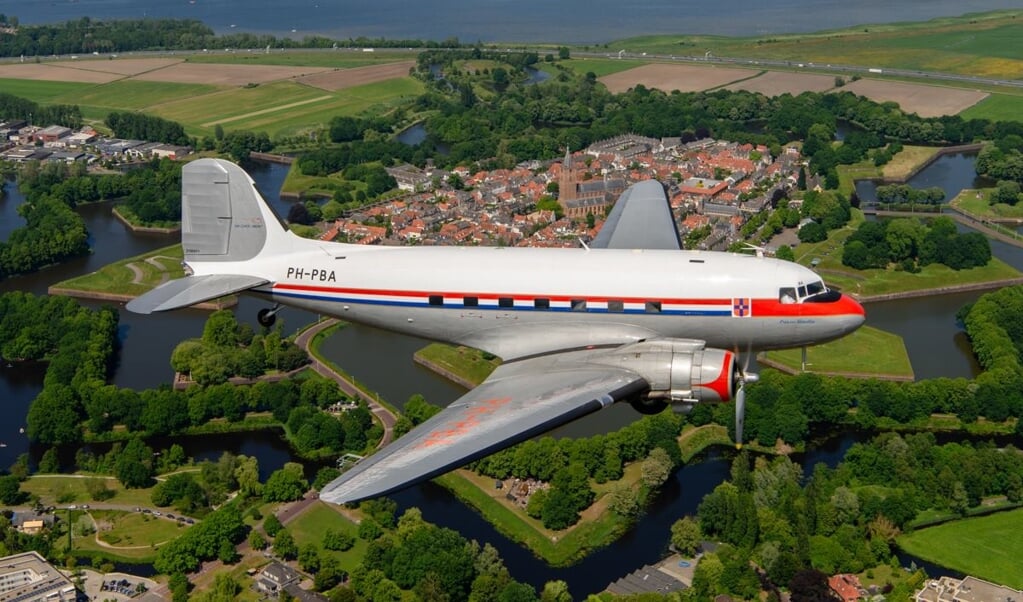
[762,325,913,379]
[285,501,367,573]
[414,343,501,387]
[612,11,1023,80]
[91,510,190,549]
[961,92,1023,121]
[560,58,649,77]
[898,508,1023,588]
[55,244,185,296]
[149,77,424,137]
[184,50,420,68]
[21,475,156,508]
[53,80,221,112]
[0,78,92,102]
[790,211,1023,298]
[951,188,1023,220]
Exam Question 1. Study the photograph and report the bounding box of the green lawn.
[53,244,185,297]
[561,58,650,77]
[789,210,1023,298]
[762,325,913,379]
[91,509,190,549]
[961,92,1023,121]
[414,343,501,387]
[951,188,1023,219]
[22,475,156,508]
[0,78,92,102]
[54,80,221,112]
[898,508,1023,589]
[285,501,367,573]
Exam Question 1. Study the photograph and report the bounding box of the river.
[0,154,1017,594]
[0,0,1018,44]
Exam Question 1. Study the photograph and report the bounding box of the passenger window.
[463,296,478,307]
[571,299,587,312]
[498,297,514,308]
[645,301,662,313]
[428,295,443,306]
[534,298,550,310]
[608,300,624,313]
[779,288,796,304]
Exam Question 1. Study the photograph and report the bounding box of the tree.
[115,437,154,488]
[640,447,674,489]
[323,528,355,551]
[263,513,283,537]
[38,447,60,473]
[262,462,308,502]
[0,475,25,505]
[670,516,702,557]
[273,529,298,560]
[248,530,267,551]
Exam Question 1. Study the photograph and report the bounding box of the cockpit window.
[805,280,826,298]
[779,287,797,304]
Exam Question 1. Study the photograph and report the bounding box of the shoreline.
[46,286,234,310]
[854,277,1023,303]
[411,353,478,389]
[877,143,985,184]
[111,207,180,234]
[756,355,915,382]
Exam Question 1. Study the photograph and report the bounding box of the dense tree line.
[0,16,467,58]
[0,92,81,128]
[171,310,308,386]
[0,293,117,445]
[975,124,1023,183]
[842,216,991,271]
[153,503,246,574]
[470,411,685,529]
[873,183,945,206]
[962,285,1023,425]
[106,111,190,146]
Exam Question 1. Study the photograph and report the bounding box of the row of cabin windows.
[427,295,663,313]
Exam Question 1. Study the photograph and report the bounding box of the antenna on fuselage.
[579,238,590,250]
[741,243,765,258]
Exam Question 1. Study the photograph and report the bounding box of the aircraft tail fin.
[181,158,294,264]
[127,158,296,315]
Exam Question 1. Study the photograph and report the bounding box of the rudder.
[182,158,291,263]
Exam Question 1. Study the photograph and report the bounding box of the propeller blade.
[735,383,745,450]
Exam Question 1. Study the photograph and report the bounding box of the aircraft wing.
[590,179,681,250]
[319,352,649,504]
[125,274,269,314]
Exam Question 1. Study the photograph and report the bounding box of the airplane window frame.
[428,295,443,306]
[534,298,550,310]
[608,300,625,313]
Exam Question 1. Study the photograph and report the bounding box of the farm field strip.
[841,78,988,117]
[723,70,838,95]
[599,63,755,94]
[200,95,334,127]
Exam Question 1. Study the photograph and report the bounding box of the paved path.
[294,319,397,449]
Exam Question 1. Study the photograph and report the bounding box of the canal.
[0,153,1016,594]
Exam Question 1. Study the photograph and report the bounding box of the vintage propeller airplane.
[128,158,865,504]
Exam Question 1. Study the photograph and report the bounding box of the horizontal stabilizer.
[591,179,681,250]
[126,274,269,314]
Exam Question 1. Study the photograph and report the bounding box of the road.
[293,318,398,449]
[574,49,1023,90]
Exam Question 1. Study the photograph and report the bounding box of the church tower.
[559,147,578,202]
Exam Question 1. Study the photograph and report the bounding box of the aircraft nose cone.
[841,294,866,331]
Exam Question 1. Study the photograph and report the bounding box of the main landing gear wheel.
[630,398,668,415]
[257,305,280,328]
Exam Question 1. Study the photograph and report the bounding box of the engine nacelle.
[590,339,737,404]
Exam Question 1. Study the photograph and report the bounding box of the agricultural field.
[724,70,838,95]
[562,57,650,78]
[131,62,331,86]
[960,92,1023,121]
[0,77,90,102]
[613,11,1023,80]
[897,508,1023,589]
[599,63,753,94]
[296,60,416,91]
[53,80,220,113]
[841,79,988,118]
[0,62,121,83]
[183,49,420,68]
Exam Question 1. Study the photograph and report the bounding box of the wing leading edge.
[319,353,649,504]
[126,274,269,314]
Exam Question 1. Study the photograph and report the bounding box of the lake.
[0,0,1019,44]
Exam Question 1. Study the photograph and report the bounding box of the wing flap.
[125,274,269,314]
[591,179,681,250]
[319,357,648,504]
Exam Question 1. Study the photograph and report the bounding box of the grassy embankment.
[52,244,187,298]
[761,325,912,380]
[835,145,944,197]
[285,501,368,573]
[951,188,1023,221]
[789,209,1022,299]
[612,10,1023,79]
[898,507,1023,589]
